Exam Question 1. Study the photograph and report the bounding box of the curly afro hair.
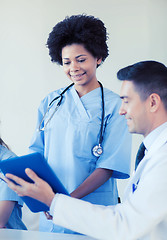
[46,14,109,67]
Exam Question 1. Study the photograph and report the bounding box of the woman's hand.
[5,168,55,207]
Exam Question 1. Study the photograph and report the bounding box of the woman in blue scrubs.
[0,138,27,229]
[29,14,131,233]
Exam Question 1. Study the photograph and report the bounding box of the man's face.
[119,81,150,137]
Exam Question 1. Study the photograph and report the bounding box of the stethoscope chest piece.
[92,144,103,157]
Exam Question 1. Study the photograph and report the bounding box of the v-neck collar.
[71,86,90,120]
[71,86,101,120]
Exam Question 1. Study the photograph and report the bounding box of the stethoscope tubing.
[98,81,105,145]
[38,83,74,131]
[38,82,105,157]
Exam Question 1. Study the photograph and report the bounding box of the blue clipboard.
[0,152,69,213]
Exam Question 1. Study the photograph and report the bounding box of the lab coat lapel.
[71,86,90,120]
[124,127,167,199]
[123,157,149,199]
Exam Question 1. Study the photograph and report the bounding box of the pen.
[132,180,139,193]
[132,183,137,192]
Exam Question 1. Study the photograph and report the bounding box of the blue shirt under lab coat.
[29,85,131,233]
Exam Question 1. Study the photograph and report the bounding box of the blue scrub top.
[29,85,131,232]
[0,145,27,230]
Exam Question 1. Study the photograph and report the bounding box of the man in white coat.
[6,60,167,240]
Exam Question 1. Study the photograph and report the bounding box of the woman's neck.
[75,81,100,98]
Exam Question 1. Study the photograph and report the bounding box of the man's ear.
[149,93,161,112]
[97,58,102,65]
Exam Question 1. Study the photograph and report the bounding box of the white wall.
[0,0,167,230]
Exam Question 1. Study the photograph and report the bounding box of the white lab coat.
[50,127,167,240]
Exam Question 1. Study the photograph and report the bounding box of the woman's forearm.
[70,168,113,199]
[0,201,15,228]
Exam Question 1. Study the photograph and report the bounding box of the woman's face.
[62,44,101,94]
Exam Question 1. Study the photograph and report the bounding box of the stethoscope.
[38,81,105,157]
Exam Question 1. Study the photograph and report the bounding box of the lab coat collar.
[135,126,167,174]
[143,126,167,159]
[123,127,167,199]
[143,122,167,153]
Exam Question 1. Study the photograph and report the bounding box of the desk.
[0,229,95,240]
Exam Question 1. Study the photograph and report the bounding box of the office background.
[0,0,167,230]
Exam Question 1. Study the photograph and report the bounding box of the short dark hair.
[46,14,109,67]
[117,60,167,110]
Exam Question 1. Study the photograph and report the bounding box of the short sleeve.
[0,180,23,206]
[0,146,23,206]
[96,99,132,179]
[28,97,47,155]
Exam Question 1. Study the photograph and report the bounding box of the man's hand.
[5,168,55,207]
